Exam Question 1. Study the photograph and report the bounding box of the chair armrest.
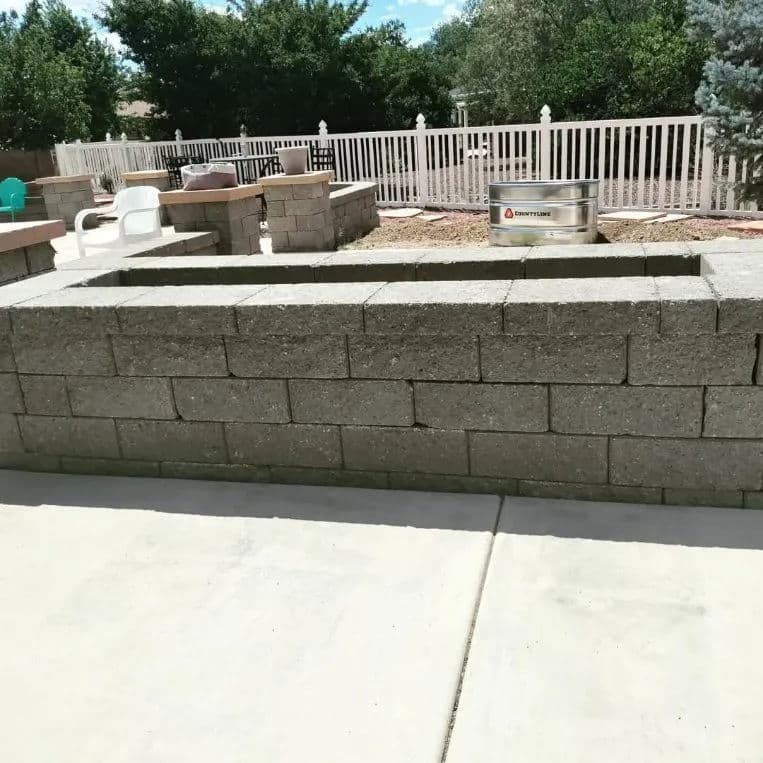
[9,192,25,207]
[74,206,102,234]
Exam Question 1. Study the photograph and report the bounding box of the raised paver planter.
[0,239,762,508]
[122,170,172,225]
[261,171,336,253]
[0,220,64,286]
[330,182,379,245]
[159,184,263,256]
[35,174,95,230]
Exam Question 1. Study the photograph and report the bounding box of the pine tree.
[689,0,763,204]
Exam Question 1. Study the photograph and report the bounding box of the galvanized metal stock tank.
[489,180,599,246]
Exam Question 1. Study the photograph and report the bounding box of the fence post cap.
[318,119,327,130]
[540,104,551,122]
[105,132,112,141]
[120,132,128,142]
[416,113,426,125]
[175,129,183,141]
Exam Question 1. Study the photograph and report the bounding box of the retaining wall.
[330,182,379,245]
[0,242,762,508]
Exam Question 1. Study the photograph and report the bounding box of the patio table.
[223,154,279,184]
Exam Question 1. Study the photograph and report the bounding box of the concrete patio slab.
[445,497,763,763]
[378,208,422,218]
[599,211,666,222]
[0,471,498,763]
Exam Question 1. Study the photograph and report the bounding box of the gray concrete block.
[290,379,413,426]
[284,197,331,216]
[416,250,526,281]
[19,375,70,415]
[117,285,263,335]
[296,212,329,232]
[266,200,285,216]
[705,276,763,333]
[172,378,289,423]
[518,480,663,504]
[0,451,60,472]
[349,335,480,381]
[628,335,755,385]
[504,278,659,335]
[118,419,227,463]
[60,457,161,478]
[269,231,290,251]
[236,282,385,335]
[703,387,763,438]
[288,229,335,251]
[524,245,645,278]
[9,287,149,334]
[316,252,421,282]
[263,186,294,202]
[470,432,608,483]
[269,466,389,489]
[12,334,115,375]
[481,335,626,383]
[68,376,176,419]
[388,472,519,495]
[0,413,22,452]
[655,276,717,334]
[112,335,228,377]
[663,488,744,508]
[365,281,510,335]
[744,492,763,509]
[341,426,468,474]
[415,382,547,431]
[0,250,30,285]
[160,462,270,482]
[551,384,702,437]
[610,437,763,490]
[0,334,13,371]
[226,423,341,468]
[225,335,348,378]
[18,415,119,458]
[24,243,55,275]
[0,373,23,413]
[268,215,298,233]
[293,183,329,200]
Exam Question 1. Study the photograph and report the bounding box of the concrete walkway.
[1,472,762,761]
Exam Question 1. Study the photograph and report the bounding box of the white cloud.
[385,3,395,10]
[442,2,461,19]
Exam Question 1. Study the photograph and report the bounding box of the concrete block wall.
[0,243,55,287]
[265,180,335,253]
[39,178,95,230]
[330,182,379,245]
[1,270,762,509]
[168,196,262,256]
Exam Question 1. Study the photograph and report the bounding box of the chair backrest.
[113,186,160,236]
[0,177,27,210]
[309,145,336,173]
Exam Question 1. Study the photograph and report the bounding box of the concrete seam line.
[438,495,504,763]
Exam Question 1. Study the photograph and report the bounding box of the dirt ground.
[345,210,760,249]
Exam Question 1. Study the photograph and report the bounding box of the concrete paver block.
[225,335,348,379]
[470,432,608,483]
[172,379,290,423]
[517,480,662,504]
[365,280,511,335]
[414,382,547,431]
[67,376,176,420]
[112,335,228,377]
[290,379,414,426]
[0,413,22,452]
[0,373,23,414]
[655,276,717,333]
[663,488,744,508]
[703,387,763,438]
[19,374,70,415]
[342,425,469,474]
[12,334,115,375]
[628,335,755,385]
[551,384,703,437]
[481,335,626,384]
[118,419,227,463]
[225,422,342,468]
[610,437,763,490]
[349,335,480,381]
[18,415,119,458]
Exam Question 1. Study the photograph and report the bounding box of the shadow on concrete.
[501,497,763,550]
[0,470,499,532]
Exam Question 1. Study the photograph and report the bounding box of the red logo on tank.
[504,208,514,219]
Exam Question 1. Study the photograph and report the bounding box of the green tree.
[422,18,472,87]
[101,0,453,136]
[689,0,763,203]
[460,0,708,123]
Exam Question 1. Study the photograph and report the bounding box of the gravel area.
[346,211,759,249]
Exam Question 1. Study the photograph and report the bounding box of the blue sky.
[0,0,463,46]
[0,0,461,48]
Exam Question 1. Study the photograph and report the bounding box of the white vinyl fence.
[56,108,761,217]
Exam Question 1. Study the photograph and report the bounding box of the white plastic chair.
[75,186,162,258]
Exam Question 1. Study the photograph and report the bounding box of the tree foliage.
[102,0,453,137]
[689,0,763,203]
[452,0,709,123]
[0,0,122,148]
